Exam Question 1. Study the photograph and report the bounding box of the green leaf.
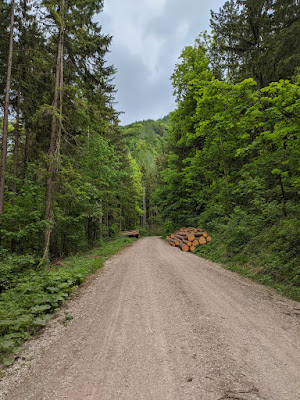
[0,320,14,327]
[31,304,51,313]
[0,340,15,350]
[3,357,15,367]
[32,315,51,326]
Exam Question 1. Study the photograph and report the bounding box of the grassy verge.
[0,237,136,366]
[194,235,300,303]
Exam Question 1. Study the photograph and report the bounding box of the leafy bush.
[0,255,36,293]
[0,237,135,365]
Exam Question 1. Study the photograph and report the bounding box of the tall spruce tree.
[210,0,299,85]
[0,0,15,214]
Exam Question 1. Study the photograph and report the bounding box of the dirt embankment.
[1,237,300,400]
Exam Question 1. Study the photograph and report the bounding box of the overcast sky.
[98,0,225,125]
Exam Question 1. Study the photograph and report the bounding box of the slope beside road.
[1,237,300,400]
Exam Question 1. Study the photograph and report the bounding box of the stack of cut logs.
[121,230,140,238]
[166,227,211,252]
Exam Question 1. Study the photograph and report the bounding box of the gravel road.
[1,237,300,400]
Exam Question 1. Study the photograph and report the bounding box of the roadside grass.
[195,235,300,303]
[0,237,136,366]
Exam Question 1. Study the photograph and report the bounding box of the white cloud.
[99,0,225,124]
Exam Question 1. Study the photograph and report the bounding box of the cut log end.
[167,227,211,252]
[178,243,189,252]
[199,236,207,245]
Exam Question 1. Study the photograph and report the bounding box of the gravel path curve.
[1,237,300,400]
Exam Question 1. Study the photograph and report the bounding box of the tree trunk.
[43,0,65,259]
[22,127,30,182]
[143,186,147,229]
[279,176,287,217]
[13,84,21,197]
[219,134,233,212]
[99,199,103,240]
[0,0,15,214]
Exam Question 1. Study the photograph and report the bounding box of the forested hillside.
[155,0,300,290]
[121,116,170,234]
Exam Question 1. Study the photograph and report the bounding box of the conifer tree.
[0,0,15,214]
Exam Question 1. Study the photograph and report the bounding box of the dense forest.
[155,0,300,289]
[121,116,170,234]
[0,0,145,263]
[0,0,148,363]
[0,0,299,365]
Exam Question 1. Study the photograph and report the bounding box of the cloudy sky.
[98,0,225,125]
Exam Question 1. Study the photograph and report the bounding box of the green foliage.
[121,117,170,234]
[209,0,300,86]
[0,0,147,258]
[156,36,300,291]
[0,236,135,365]
[0,254,36,293]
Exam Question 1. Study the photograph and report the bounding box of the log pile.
[122,230,140,238]
[166,227,211,252]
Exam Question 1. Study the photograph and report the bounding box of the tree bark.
[0,0,15,214]
[22,127,30,182]
[178,242,189,252]
[13,84,21,197]
[279,176,287,217]
[99,199,103,240]
[143,186,147,229]
[219,134,233,212]
[43,0,65,259]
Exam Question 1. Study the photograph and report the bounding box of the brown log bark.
[175,233,195,241]
[181,239,192,246]
[194,232,208,238]
[178,242,189,252]
[122,230,140,238]
[174,233,186,238]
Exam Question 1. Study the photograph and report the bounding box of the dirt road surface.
[1,237,300,400]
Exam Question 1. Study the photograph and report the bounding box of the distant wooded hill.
[121,116,170,233]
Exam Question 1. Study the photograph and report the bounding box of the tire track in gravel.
[1,237,300,400]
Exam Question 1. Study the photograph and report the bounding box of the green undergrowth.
[195,232,300,303]
[0,237,135,366]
